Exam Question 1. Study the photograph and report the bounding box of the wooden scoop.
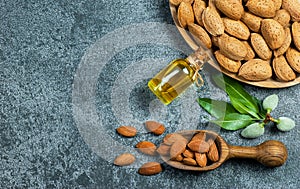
[160,130,288,171]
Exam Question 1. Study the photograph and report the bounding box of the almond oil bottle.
[148,47,210,105]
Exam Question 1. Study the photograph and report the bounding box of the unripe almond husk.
[114,153,136,166]
[188,23,212,48]
[138,162,162,176]
[215,0,244,20]
[178,2,194,28]
[241,12,262,32]
[238,59,273,81]
[250,33,273,60]
[214,50,241,73]
[218,34,248,61]
[116,126,137,137]
[193,0,206,26]
[145,120,165,135]
[273,9,291,27]
[286,47,300,73]
[274,27,292,57]
[246,0,276,18]
[292,22,300,51]
[272,55,296,81]
[202,6,225,36]
[282,0,300,21]
[261,19,285,50]
[223,18,250,40]
[136,141,157,156]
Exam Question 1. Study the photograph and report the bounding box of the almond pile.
[173,0,300,82]
[157,131,220,167]
[114,120,165,176]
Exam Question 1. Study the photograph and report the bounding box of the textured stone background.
[1,0,299,188]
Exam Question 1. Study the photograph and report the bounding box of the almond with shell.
[138,162,162,176]
[292,22,300,51]
[273,9,291,27]
[250,33,272,60]
[188,23,212,48]
[170,0,194,6]
[177,2,194,28]
[274,27,292,57]
[114,153,136,166]
[242,41,256,60]
[272,55,296,81]
[193,0,206,26]
[136,141,157,156]
[238,59,273,81]
[261,19,285,50]
[241,12,262,32]
[223,18,250,40]
[272,0,282,10]
[202,6,224,36]
[214,50,242,73]
[246,0,276,18]
[286,47,300,73]
[218,34,248,61]
[282,0,300,21]
[215,0,244,20]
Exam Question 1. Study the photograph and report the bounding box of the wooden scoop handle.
[228,140,288,167]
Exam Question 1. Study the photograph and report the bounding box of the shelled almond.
[174,0,300,82]
[157,131,220,167]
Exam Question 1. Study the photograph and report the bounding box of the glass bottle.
[148,47,211,105]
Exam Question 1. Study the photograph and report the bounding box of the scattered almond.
[238,59,273,81]
[138,162,162,176]
[145,120,165,135]
[116,126,137,137]
[261,19,285,50]
[272,55,296,81]
[136,141,157,156]
[286,48,300,73]
[114,153,136,166]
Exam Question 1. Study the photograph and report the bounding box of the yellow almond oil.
[148,59,197,105]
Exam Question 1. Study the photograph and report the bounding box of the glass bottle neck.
[186,47,210,71]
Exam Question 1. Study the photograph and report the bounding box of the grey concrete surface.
[1,0,299,188]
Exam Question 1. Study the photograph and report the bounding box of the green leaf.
[198,98,237,119]
[213,74,261,119]
[211,113,254,131]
